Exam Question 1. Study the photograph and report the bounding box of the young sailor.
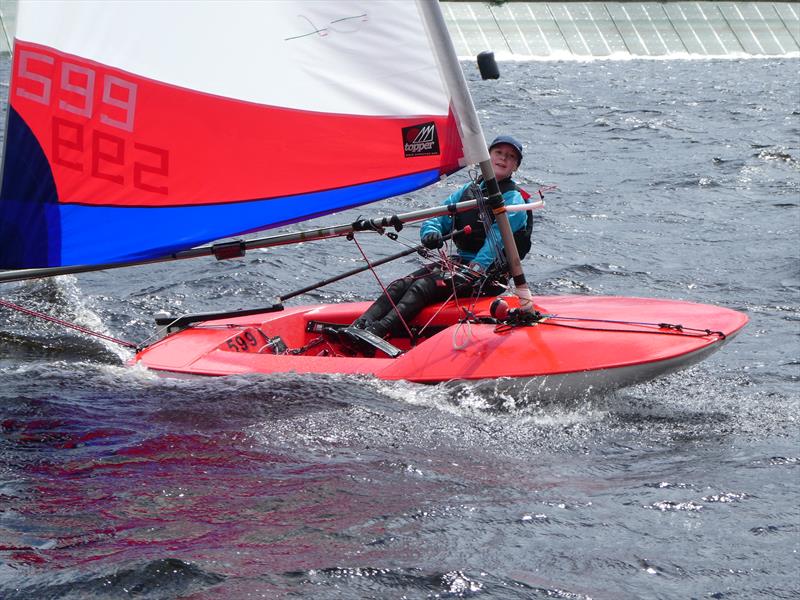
[352,135,532,339]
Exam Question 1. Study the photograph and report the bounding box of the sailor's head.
[489,135,523,179]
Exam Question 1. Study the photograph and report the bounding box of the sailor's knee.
[409,276,439,302]
[386,278,411,295]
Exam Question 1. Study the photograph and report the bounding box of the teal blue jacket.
[419,181,527,271]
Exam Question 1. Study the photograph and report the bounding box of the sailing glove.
[422,231,444,249]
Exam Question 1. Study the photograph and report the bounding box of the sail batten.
[0,0,468,269]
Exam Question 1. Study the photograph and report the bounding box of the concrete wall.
[442,2,800,58]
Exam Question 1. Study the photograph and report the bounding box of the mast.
[416,0,534,312]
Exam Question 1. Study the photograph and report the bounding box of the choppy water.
[1,57,799,599]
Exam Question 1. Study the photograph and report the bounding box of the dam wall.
[442,2,800,58]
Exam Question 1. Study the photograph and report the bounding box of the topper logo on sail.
[402,122,440,158]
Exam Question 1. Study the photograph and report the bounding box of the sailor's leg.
[353,266,433,328]
[352,276,412,328]
[369,272,450,337]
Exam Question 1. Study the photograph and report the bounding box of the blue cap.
[489,135,523,165]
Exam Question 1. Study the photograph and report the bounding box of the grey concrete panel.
[443,2,800,59]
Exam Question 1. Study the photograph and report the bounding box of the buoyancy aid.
[452,178,534,261]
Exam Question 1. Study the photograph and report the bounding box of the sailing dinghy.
[0,1,746,398]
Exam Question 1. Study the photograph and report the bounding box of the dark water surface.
[1,58,798,599]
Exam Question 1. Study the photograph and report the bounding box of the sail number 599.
[14,48,169,195]
[17,49,136,132]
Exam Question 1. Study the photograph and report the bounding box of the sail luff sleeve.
[416,0,488,167]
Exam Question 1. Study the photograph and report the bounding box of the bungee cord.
[538,316,726,339]
[485,307,726,340]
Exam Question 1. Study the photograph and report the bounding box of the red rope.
[350,236,415,339]
[349,234,486,344]
[0,297,138,349]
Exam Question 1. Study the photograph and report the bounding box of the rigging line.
[135,316,184,349]
[422,237,476,346]
[542,314,725,335]
[440,242,470,320]
[345,228,483,343]
[415,290,455,340]
[452,318,473,351]
[436,248,475,351]
[464,173,508,314]
[445,271,489,352]
[472,172,508,276]
[0,298,138,349]
[350,235,415,340]
[487,3,514,54]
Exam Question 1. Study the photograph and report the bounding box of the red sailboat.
[0,1,746,398]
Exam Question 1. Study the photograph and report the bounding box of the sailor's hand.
[421,231,444,249]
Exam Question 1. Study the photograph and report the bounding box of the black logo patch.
[402,122,440,158]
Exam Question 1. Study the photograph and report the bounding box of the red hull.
[135,295,747,397]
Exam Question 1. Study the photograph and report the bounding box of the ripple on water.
[0,559,224,599]
[281,566,592,599]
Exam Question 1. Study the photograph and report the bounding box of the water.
[1,57,798,599]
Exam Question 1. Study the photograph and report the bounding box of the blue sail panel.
[46,170,444,266]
